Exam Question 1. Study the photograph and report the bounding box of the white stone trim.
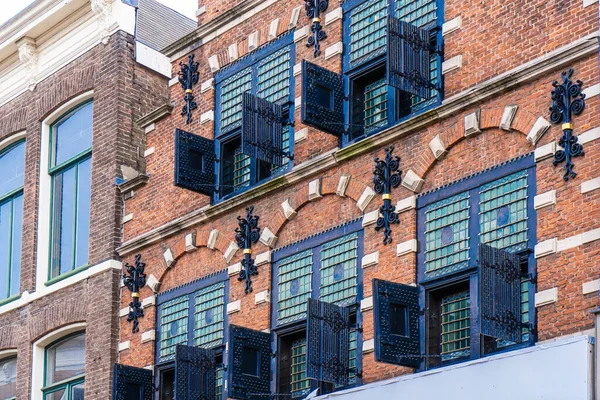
[397,239,418,256]
[401,170,425,193]
[357,187,376,211]
[146,274,160,292]
[228,263,242,276]
[294,26,309,42]
[535,288,558,307]
[325,42,343,59]
[255,290,270,305]
[579,127,600,145]
[582,279,600,295]
[360,296,373,311]
[122,213,133,224]
[141,330,156,343]
[255,251,271,266]
[396,196,416,213]
[260,227,278,248]
[582,83,600,97]
[442,55,462,74]
[337,174,350,197]
[527,117,551,145]
[224,241,239,263]
[429,134,447,159]
[119,307,129,317]
[534,190,556,210]
[207,229,219,249]
[195,6,206,17]
[200,110,215,124]
[308,178,322,200]
[142,296,156,308]
[464,110,481,137]
[362,210,379,227]
[442,16,462,36]
[290,6,302,28]
[201,78,215,93]
[135,41,171,78]
[535,238,557,258]
[163,248,174,267]
[500,105,518,131]
[143,147,155,157]
[294,127,307,143]
[362,339,375,353]
[185,232,197,252]
[268,19,280,40]
[168,77,179,87]
[295,96,302,110]
[325,7,343,25]
[293,62,302,76]
[361,251,379,268]
[227,300,241,314]
[118,341,131,352]
[534,142,557,161]
[248,31,259,51]
[208,55,220,72]
[144,123,156,134]
[582,228,600,244]
[582,177,600,194]
[282,199,297,220]
[583,0,598,7]
[228,43,238,62]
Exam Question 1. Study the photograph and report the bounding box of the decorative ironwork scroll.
[305,0,329,57]
[178,54,200,124]
[235,206,261,294]
[373,146,402,245]
[550,68,586,181]
[123,254,146,333]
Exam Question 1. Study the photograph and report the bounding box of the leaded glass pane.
[364,79,388,133]
[349,0,388,67]
[220,69,252,131]
[290,339,310,398]
[0,141,25,198]
[215,365,224,400]
[319,233,359,306]
[441,291,470,362]
[193,282,225,349]
[233,148,251,190]
[0,357,16,400]
[424,192,470,277]
[335,329,358,388]
[277,250,312,325]
[479,170,528,253]
[257,48,291,104]
[159,295,189,361]
[395,0,437,28]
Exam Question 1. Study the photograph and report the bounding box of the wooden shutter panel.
[301,60,345,136]
[241,92,286,166]
[373,279,421,368]
[112,364,153,400]
[306,298,350,386]
[228,325,271,400]
[174,344,217,400]
[174,129,216,196]
[387,17,432,98]
[478,243,523,343]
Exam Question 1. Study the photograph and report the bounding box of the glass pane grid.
[291,339,310,398]
[319,233,359,306]
[257,48,291,104]
[193,282,225,349]
[497,278,530,348]
[277,250,313,325]
[364,79,388,133]
[441,291,470,361]
[159,296,189,361]
[349,0,388,66]
[425,192,470,275]
[395,0,437,28]
[233,148,251,190]
[220,69,252,131]
[215,365,224,400]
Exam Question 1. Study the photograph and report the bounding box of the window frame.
[154,271,230,399]
[341,0,445,146]
[0,354,17,400]
[46,100,93,285]
[0,139,26,306]
[270,219,365,395]
[41,332,86,400]
[416,155,537,368]
[214,32,296,202]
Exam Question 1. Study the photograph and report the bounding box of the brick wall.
[0,30,169,399]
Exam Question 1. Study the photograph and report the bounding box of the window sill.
[42,374,85,393]
[45,265,90,286]
[0,294,21,307]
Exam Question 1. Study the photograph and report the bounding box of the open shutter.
[373,279,421,368]
[174,344,217,400]
[478,243,523,343]
[174,129,216,196]
[387,17,432,98]
[229,325,271,400]
[241,92,285,166]
[306,298,350,386]
[112,364,153,400]
[301,60,345,136]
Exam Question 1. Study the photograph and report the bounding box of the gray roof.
[136,0,196,51]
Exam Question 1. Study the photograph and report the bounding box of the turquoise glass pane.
[215,365,224,400]
[53,102,93,166]
[424,191,470,277]
[9,195,22,298]
[395,0,437,27]
[319,233,359,306]
[0,141,25,198]
[349,0,388,67]
[335,329,358,388]
[193,282,225,349]
[220,69,252,131]
[159,295,189,362]
[364,79,388,133]
[257,48,291,104]
[75,158,91,269]
[478,170,528,253]
[233,148,251,190]
[0,357,16,399]
[441,291,470,362]
[277,250,312,325]
[497,278,530,348]
[291,339,310,398]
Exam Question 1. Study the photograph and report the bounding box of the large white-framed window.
[0,349,17,400]
[37,92,93,291]
[0,133,25,306]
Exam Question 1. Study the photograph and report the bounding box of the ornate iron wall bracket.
[305,0,329,57]
[178,54,200,124]
[235,206,261,294]
[373,146,402,245]
[123,254,147,333]
[550,68,586,181]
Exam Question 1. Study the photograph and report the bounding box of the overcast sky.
[0,0,197,26]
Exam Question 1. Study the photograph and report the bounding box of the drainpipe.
[592,308,600,399]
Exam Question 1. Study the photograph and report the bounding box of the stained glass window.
[441,291,470,362]
[349,0,388,67]
[291,339,310,398]
[194,282,226,349]
[277,250,313,325]
[220,69,252,132]
[319,233,359,306]
[159,295,189,362]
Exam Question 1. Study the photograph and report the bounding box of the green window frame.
[0,140,25,305]
[0,356,17,400]
[42,332,85,400]
[48,101,93,284]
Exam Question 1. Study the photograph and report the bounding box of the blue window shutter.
[478,243,523,343]
[174,129,216,196]
[387,17,432,98]
[112,364,153,400]
[228,325,272,399]
[174,344,217,400]
[301,60,345,136]
[241,92,286,166]
[373,279,421,368]
[306,298,350,386]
